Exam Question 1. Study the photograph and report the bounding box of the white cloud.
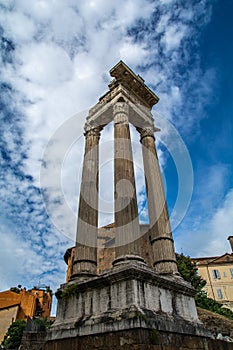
[0,10,36,42]
[195,164,230,211]
[162,24,187,51]
[0,222,48,287]
[157,13,170,33]
[119,40,148,66]
[19,43,73,87]
[209,189,233,253]
[175,186,233,257]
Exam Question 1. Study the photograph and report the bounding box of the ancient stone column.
[140,127,178,274]
[70,126,101,280]
[113,101,143,264]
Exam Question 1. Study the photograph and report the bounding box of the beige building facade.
[192,236,233,311]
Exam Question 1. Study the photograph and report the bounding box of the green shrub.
[195,292,233,320]
[2,319,26,349]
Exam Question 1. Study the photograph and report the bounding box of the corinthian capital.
[139,126,155,142]
[84,125,102,139]
[113,101,129,124]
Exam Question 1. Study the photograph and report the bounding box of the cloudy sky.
[0,0,232,314]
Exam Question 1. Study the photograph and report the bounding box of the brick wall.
[97,224,154,273]
[65,224,154,278]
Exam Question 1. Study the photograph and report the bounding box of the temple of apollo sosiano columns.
[43,61,233,350]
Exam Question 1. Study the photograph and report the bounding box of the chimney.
[227,236,233,253]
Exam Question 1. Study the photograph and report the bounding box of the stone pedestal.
[45,263,211,349]
[44,330,233,350]
[20,331,46,350]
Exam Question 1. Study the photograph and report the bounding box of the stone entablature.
[109,60,159,108]
[86,84,155,133]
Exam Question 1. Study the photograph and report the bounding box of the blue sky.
[0,0,232,314]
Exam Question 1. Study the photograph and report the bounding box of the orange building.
[0,286,52,343]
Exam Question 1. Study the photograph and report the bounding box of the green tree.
[2,319,26,349]
[33,317,53,331]
[176,253,206,291]
[195,291,233,320]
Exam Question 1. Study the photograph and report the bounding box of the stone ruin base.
[43,262,233,349]
[44,328,233,350]
[20,331,46,350]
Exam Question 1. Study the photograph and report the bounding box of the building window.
[216,288,223,299]
[212,269,221,279]
[223,272,227,277]
[230,268,233,279]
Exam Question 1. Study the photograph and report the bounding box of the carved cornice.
[109,61,159,109]
[84,63,160,132]
[87,90,154,133]
[59,262,196,297]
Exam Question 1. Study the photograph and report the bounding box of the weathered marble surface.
[48,263,210,341]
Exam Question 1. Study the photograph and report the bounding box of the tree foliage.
[176,253,206,291]
[195,292,233,320]
[1,319,26,349]
[25,317,53,333]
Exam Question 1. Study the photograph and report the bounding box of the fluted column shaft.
[140,127,177,274]
[113,102,142,260]
[70,127,101,280]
